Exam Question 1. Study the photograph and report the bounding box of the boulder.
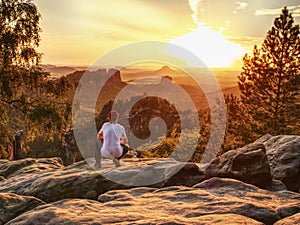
[164,162,205,186]
[1,155,300,224]
[99,177,300,225]
[0,158,64,178]
[0,158,205,203]
[256,135,300,192]
[266,179,287,191]
[101,158,205,189]
[6,177,300,225]
[0,166,106,203]
[274,213,300,225]
[0,193,44,224]
[205,143,272,188]
[6,198,265,225]
[194,177,300,222]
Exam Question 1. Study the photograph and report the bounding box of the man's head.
[108,110,119,122]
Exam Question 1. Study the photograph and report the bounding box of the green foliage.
[134,109,211,163]
[0,0,71,158]
[238,7,300,136]
[0,0,41,69]
[221,7,300,154]
[26,136,61,158]
[222,94,258,153]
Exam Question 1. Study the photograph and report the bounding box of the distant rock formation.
[153,66,177,77]
[1,135,300,224]
[65,68,126,113]
[107,68,122,84]
[66,68,122,85]
[41,64,79,77]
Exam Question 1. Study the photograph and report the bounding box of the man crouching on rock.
[95,110,129,168]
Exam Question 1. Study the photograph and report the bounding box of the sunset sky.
[34,0,300,69]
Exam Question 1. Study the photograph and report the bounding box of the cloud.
[255,8,282,16]
[255,5,300,17]
[188,0,203,24]
[236,2,248,10]
[226,35,265,50]
[233,1,248,14]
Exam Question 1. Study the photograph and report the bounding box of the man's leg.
[113,145,129,167]
[117,144,129,160]
[113,158,121,167]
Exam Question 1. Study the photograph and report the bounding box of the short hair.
[108,110,119,121]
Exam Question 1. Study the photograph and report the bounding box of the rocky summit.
[0,135,300,224]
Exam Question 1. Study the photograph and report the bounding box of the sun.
[167,23,245,68]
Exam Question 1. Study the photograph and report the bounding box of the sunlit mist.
[168,0,245,68]
[168,23,245,68]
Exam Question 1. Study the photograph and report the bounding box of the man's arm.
[98,132,104,140]
[119,126,127,144]
[98,124,105,140]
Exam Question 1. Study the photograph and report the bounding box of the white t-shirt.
[99,122,127,158]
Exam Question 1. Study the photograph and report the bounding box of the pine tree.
[0,0,71,157]
[222,94,256,152]
[238,7,300,135]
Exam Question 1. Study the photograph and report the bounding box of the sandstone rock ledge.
[3,177,300,225]
[1,134,300,224]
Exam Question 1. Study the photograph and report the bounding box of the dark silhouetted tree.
[222,94,257,153]
[238,7,300,136]
[0,0,71,157]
